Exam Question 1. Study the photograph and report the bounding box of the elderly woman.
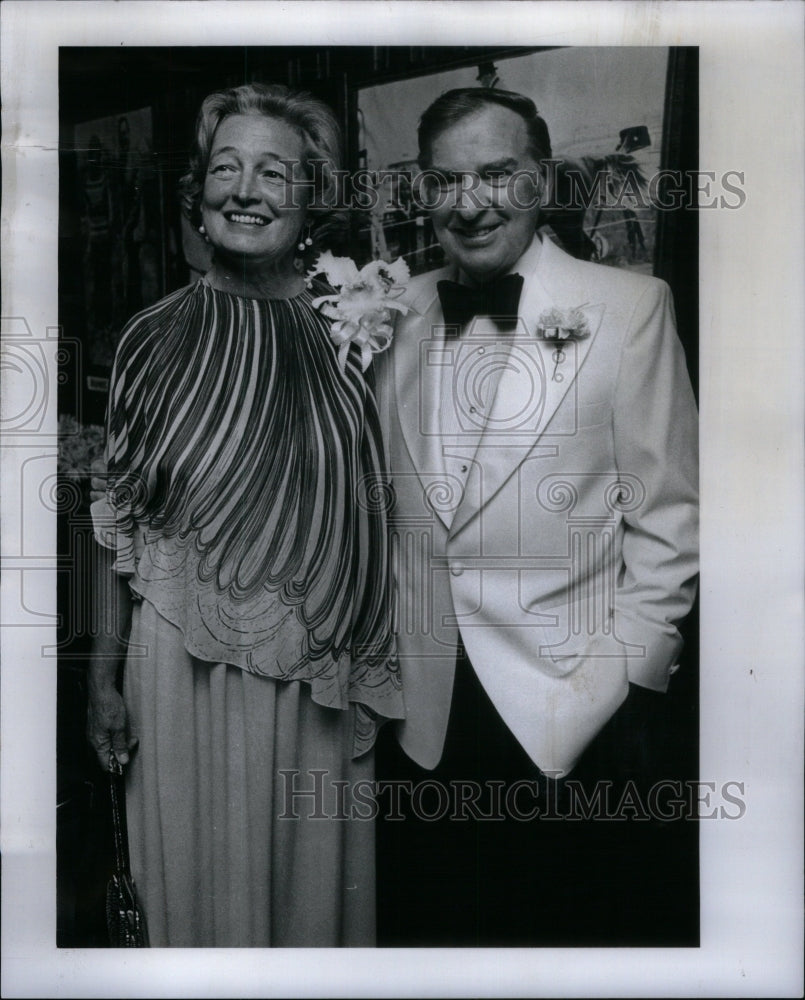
[87,83,403,947]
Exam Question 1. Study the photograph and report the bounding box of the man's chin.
[442,236,526,283]
[453,253,510,284]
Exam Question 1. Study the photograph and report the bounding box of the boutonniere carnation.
[536,306,591,342]
[536,306,592,381]
[307,251,411,372]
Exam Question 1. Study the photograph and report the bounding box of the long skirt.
[123,599,376,947]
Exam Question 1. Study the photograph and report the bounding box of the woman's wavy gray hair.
[179,82,346,255]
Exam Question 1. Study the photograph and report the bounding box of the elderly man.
[374,88,698,946]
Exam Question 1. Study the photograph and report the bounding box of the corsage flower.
[307,251,411,372]
[536,305,592,382]
[536,306,591,342]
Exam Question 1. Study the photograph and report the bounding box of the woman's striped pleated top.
[101,277,404,755]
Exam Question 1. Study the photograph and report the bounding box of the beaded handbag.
[105,752,149,947]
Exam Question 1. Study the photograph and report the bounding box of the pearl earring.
[297,229,314,252]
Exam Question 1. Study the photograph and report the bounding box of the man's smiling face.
[425,104,543,284]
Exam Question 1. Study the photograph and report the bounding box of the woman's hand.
[86,676,138,771]
[88,540,136,771]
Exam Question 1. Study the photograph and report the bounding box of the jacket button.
[451,563,464,576]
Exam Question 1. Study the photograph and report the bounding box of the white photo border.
[1,2,803,997]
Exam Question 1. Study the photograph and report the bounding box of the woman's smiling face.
[201,113,309,269]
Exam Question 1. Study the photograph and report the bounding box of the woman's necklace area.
[205,261,306,301]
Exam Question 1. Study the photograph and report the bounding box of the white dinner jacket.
[374,234,699,775]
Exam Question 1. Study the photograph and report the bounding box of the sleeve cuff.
[618,614,685,692]
[90,497,135,576]
[90,497,116,552]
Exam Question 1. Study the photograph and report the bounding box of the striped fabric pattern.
[104,279,403,745]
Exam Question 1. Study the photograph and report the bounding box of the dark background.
[57,45,698,947]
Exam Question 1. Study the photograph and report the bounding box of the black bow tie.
[437,273,524,333]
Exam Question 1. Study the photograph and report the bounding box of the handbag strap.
[108,752,132,879]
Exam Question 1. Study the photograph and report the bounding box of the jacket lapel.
[389,238,606,536]
[391,270,455,530]
[448,237,605,536]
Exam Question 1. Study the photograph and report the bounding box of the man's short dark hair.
[417,88,553,168]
